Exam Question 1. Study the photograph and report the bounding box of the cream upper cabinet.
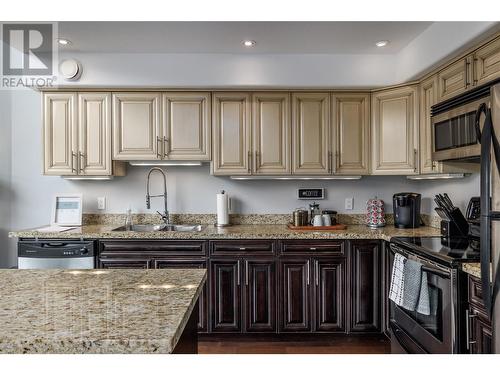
[437,57,472,102]
[331,93,370,175]
[211,92,251,175]
[419,76,440,174]
[252,92,291,175]
[43,92,78,175]
[78,93,112,175]
[371,85,419,175]
[162,92,211,160]
[292,93,331,175]
[473,36,500,87]
[112,92,161,160]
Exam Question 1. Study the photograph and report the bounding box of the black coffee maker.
[393,193,421,229]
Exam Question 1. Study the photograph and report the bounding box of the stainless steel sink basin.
[112,224,203,232]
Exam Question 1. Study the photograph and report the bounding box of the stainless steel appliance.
[18,240,95,269]
[393,193,421,229]
[389,237,480,353]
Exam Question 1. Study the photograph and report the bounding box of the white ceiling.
[58,21,433,54]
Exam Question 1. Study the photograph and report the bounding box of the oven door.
[389,245,455,353]
[431,97,486,161]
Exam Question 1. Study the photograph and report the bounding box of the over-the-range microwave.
[431,84,493,162]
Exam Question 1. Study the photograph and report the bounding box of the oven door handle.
[390,243,451,278]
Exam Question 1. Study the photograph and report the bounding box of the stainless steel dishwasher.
[18,240,95,269]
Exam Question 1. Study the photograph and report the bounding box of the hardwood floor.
[198,335,390,354]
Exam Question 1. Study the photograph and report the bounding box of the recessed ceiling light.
[57,38,71,46]
[242,40,256,47]
[375,40,389,47]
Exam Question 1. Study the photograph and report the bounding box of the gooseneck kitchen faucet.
[146,167,170,225]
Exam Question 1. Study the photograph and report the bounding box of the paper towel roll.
[217,192,230,226]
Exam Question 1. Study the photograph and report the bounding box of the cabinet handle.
[239,247,246,250]
[79,152,85,174]
[328,151,333,174]
[247,151,252,173]
[255,151,260,171]
[414,149,418,173]
[306,260,310,286]
[464,59,470,87]
[473,57,478,85]
[466,309,478,350]
[309,247,317,251]
[163,136,168,159]
[315,260,319,286]
[156,136,162,159]
[245,261,249,286]
[237,261,241,286]
[71,152,77,173]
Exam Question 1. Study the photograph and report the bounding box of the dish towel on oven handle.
[389,253,406,305]
[416,271,430,315]
[401,258,422,311]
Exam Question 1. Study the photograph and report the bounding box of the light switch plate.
[345,197,354,210]
[97,197,106,210]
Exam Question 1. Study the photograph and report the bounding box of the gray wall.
[0,90,12,267]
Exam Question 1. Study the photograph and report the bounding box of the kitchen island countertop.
[9,224,441,241]
[0,269,206,354]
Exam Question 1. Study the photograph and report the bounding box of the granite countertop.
[462,263,481,278]
[9,224,441,241]
[0,269,206,354]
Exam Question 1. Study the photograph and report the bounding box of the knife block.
[440,207,469,237]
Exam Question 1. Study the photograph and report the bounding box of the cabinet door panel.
[469,306,492,354]
[210,260,241,332]
[332,93,370,175]
[99,259,150,269]
[155,259,208,332]
[163,92,211,160]
[474,36,500,87]
[350,241,381,332]
[292,93,330,175]
[279,259,311,332]
[419,77,439,174]
[112,92,161,160]
[252,92,291,174]
[314,258,346,332]
[43,92,77,175]
[212,93,251,175]
[371,86,418,175]
[244,259,276,332]
[437,58,471,102]
[78,93,112,175]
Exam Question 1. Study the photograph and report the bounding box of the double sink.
[112,224,204,232]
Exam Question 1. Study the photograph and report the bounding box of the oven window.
[401,277,443,341]
[434,111,478,151]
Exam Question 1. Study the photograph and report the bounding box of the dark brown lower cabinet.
[350,241,381,332]
[244,259,276,332]
[314,258,346,332]
[210,259,242,332]
[279,259,311,332]
[467,275,492,354]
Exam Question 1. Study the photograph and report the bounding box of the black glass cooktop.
[391,236,480,266]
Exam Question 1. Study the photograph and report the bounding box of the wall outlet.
[97,197,106,210]
[345,197,354,210]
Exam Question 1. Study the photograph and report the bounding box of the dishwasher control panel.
[18,241,95,258]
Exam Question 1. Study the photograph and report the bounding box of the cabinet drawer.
[468,275,486,310]
[210,240,276,255]
[100,240,207,257]
[280,240,345,255]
